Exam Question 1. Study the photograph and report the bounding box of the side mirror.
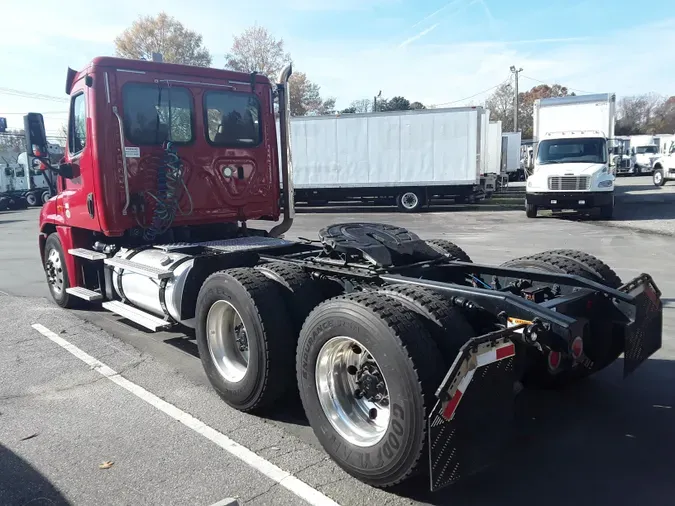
[23,113,48,157]
[57,163,74,179]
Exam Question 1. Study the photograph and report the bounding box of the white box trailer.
[502,132,523,180]
[486,121,502,174]
[282,107,487,211]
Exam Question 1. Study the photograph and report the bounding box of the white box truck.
[525,93,616,219]
[284,107,486,211]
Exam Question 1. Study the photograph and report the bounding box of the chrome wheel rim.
[315,336,390,447]
[401,192,419,210]
[46,248,64,295]
[206,300,250,383]
[655,172,662,184]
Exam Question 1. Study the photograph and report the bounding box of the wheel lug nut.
[347,365,357,375]
[369,408,377,420]
[380,398,389,406]
[354,389,363,399]
[351,345,362,354]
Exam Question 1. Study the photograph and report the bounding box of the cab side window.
[69,93,87,154]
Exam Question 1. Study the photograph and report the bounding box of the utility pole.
[373,90,382,113]
[510,66,523,132]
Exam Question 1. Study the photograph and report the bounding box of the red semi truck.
[26,57,662,491]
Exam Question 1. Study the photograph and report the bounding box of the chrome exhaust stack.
[269,64,294,238]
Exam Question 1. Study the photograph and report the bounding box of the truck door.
[61,80,99,229]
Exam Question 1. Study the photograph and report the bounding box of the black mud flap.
[428,332,518,491]
[617,274,662,377]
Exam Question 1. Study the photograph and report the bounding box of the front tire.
[26,192,38,206]
[653,170,665,187]
[44,233,77,308]
[297,293,444,488]
[525,203,537,218]
[195,268,296,412]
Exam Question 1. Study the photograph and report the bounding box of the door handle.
[87,193,95,219]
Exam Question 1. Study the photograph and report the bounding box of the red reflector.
[586,299,593,310]
[548,351,561,370]
[571,337,584,360]
[442,390,463,420]
[496,343,516,360]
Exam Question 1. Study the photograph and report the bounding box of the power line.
[520,75,596,95]
[0,87,69,103]
[0,111,68,115]
[430,75,512,108]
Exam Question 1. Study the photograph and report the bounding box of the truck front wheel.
[653,170,666,187]
[525,203,537,218]
[44,233,77,308]
[26,192,38,206]
[195,268,296,413]
[297,293,444,488]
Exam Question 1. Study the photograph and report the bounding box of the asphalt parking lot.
[1,176,675,506]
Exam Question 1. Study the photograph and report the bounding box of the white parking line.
[31,323,340,506]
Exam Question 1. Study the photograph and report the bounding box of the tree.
[380,96,410,112]
[350,99,372,114]
[409,101,426,110]
[288,72,335,116]
[225,25,291,80]
[0,130,25,155]
[615,94,672,135]
[340,107,357,114]
[114,12,212,67]
[485,82,515,131]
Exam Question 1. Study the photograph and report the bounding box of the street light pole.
[510,66,523,132]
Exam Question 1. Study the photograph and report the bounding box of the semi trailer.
[503,131,524,181]
[285,107,488,212]
[526,94,617,219]
[28,57,662,492]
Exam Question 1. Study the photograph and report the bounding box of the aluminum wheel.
[654,171,663,185]
[400,192,420,210]
[45,248,64,295]
[316,336,390,447]
[206,300,250,383]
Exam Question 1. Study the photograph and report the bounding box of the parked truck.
[503,132,523,180]
[27,57,662,492]
[15,143,63,206]
[629,135,659,175]
[286,107,487,212]
[653,139,675,186]
[0,163,29,210]
[526,93,616,219]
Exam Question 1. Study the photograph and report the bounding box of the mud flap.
[428,334,518,491]
[617,274,662,377]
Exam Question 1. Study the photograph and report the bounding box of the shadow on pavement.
[0,444,70,505]
[391,357,675,505]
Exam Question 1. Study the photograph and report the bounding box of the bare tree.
[115,12,212,67]
[485,82,514,131]
[350,99,372,113]
[225,25,291,80]
[289,72,335,116]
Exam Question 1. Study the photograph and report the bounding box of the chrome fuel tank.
[111,248,194,325]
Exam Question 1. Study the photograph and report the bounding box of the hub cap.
[206,300,250,383]
[654,172,663,184]
[400,192,419,210]
[46,248,64,295]
[315,336,390,447]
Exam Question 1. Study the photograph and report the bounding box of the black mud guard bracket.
[428,330,519,491]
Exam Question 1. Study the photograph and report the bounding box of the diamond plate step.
[104,257,173,280]
[69,248,108,261]
[66,287,103,301]
[102,301,172,331]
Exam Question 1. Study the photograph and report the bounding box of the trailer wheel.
[26,192,38,206]
[0,197,8,211]
[426,239,472,263]
[41,191,51,204]
[297,293,444,488]
[396,190,424,212]
[44,233,77,309]
[195,268,296,412]
[255,262,326,333]
[375,284,475,362]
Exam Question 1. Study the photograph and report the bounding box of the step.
[104,257,173,280]
[66,287,103,301]
[69,248,108,261]
[102,301,172,331]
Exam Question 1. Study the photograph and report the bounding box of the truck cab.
[653,142,675,186]
[525,131,615,218]
[631,143,660,175]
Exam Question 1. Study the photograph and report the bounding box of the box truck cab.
[653,141,675,186]
[525,94,616,219]
[630,135,659,175]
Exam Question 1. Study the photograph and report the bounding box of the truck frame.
[27,57,662,492]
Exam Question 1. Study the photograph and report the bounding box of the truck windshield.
[636,146,658,154]
[537,137,606,165]
[204,91,261,147]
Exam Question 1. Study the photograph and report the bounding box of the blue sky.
[1,0,673,136]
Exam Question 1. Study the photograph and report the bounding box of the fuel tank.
[111,248,194,324]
